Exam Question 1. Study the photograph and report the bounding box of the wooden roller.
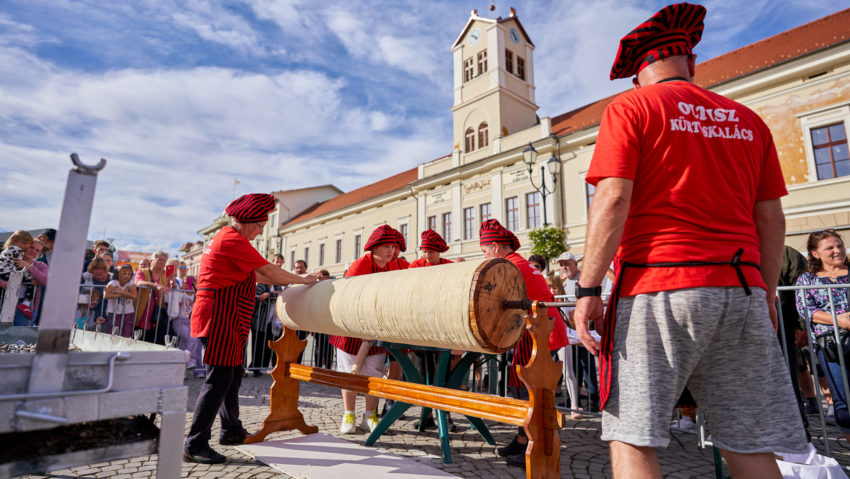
[276,257,527,353]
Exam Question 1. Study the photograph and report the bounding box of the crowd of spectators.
[0,229,54,326]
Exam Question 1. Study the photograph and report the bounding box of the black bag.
[815,329,850,363]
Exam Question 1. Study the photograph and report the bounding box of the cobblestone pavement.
[18,373,850,479]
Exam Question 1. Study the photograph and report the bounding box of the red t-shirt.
[408,257,453,268]
[329,253,409,355]
[191,226,268,337]
[586,81,787,297]
[506,252,557,319]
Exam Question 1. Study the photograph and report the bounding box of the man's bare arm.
[580,178,633,288]
[753,198,785,330]
[573,177,633,354]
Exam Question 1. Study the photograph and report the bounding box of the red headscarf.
[364,225,406,252]
[225,193,276,223]
[609,2,706,80]
[419,229,449,252]
[479,219,520,251]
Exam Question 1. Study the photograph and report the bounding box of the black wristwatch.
[576,285,602,298]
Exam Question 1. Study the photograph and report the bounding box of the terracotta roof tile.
[695,8,850,88]
[283,167,418,227]
[551,8,850,137]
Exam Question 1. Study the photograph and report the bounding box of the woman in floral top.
[795,229,850,438]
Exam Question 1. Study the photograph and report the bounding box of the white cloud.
[323,6,445,85]
[1,0,846,253]
[530,0,651,116]
[0,45,434,251]
[170,1,269,57]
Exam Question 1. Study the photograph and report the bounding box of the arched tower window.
[465,128,475,152]
[478,122,489,148]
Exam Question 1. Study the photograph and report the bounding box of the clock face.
[510,28,520,44]
[469,28,481,45]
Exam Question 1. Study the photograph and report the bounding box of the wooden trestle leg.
[245,327,318,444]
[517,304,565,479]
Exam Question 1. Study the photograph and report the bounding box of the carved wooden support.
[245,327,318,444]
[517,304,564,479]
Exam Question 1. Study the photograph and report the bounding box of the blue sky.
[1,0,847,253]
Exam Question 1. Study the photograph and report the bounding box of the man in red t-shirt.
[330,225,408,434]
[184,194,318,465]
[573,4,806,477]
[479,219,565,470]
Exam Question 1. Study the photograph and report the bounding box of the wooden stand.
[248,303,564,479]
[245,329,318,443]
[517,304,564,478]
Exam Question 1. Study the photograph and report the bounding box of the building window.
[505,196,519,231]
[464,58,474,82]
[465,128,475,152]
[505,49,513,74]
[303,247,309,267]
[477,50,487,75]
[427,215,437,231]
[811,122,849,180]
[463,207,475,240]
[335,239,342,264]
[290,250,295,268]
[516,56,525,80]
[480,202,491,224]
[478,122,489,149]
[526,192,540,229]
[442,212,452,243]
[400,223,408,248]
[354,234,361,259]
[586,183,596,212]
[318,243,325,266]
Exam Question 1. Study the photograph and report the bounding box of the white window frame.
[798,103,850,183]
[581,170,593,221]
[334,238,343,264]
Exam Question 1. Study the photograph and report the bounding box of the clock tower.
[450,7,538,164]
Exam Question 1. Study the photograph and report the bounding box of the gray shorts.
[600,287,807,454]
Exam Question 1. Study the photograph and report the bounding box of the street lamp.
[523,143,561,227]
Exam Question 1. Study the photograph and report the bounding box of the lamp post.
[522,143,561,227]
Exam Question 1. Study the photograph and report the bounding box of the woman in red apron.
[183,193,319,464]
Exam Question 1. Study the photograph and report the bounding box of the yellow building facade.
[272,8,850,276]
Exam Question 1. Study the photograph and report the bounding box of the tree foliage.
[528,226,566,261]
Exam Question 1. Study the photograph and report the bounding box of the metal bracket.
[70,153,107,175]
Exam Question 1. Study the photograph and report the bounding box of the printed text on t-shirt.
[670,101,753,141]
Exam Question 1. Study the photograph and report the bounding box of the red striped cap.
[609,3,706,80]
[364,225,406,252]
[479,219,520,251]
[225,193,276,223]
[420,229,449,252]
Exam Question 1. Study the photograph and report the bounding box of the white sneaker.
[672,416,696,432]
[340,412,357,434]
[360,410,379,433]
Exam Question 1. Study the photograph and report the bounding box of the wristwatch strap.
[576,285,602,298]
